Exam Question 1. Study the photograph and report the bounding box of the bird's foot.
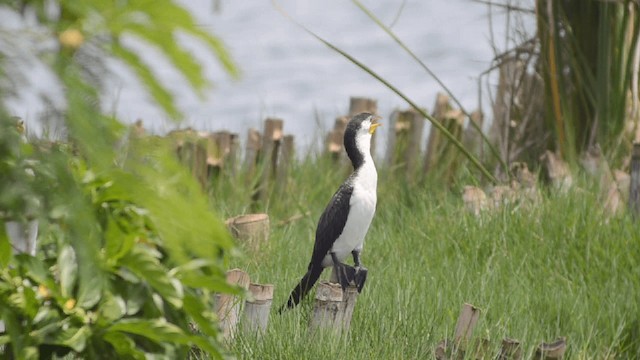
[332,262,356,290]
[354,266,368,293]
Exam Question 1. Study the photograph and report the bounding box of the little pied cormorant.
[280,112,381,311]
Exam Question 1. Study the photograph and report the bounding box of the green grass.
[210,157,640,359]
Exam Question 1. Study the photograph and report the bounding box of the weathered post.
[309,281,344,332]
[424,93,465,182]
[348,97,379,155]
[326,116,349,161]
[276,135,295,191]
[386,109,425,177]
[258,118,283,200]
[462,110,484,159]
[205,131,232,179]
[226,214,270,250]
[540,150,573,192]
[242,283,274,335]
[171,129,208,189]
[215,269,250,341]
[628,143,640,217]
[535,337,567,359]
[245,128,262,177]
[339,285,359,332]
[348,96,377,116]
[498,338,522,360]
[454,303,481,353]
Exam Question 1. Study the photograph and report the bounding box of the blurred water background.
[5,0,516,152]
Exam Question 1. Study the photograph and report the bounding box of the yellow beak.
[369,116,382,134]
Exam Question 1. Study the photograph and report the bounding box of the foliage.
[536,0,640,161]
[484,0,640,167]
[0,0,239,359]
[0,133,237,358]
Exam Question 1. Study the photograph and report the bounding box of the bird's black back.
[309,179,354,269]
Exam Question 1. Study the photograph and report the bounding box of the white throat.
[353,133,377,192]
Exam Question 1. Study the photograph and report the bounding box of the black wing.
[308,181,354,269]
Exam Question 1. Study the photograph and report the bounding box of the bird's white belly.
[322,183,376,267]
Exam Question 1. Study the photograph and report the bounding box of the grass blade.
[272,1,498,184]
[352,0,508,175]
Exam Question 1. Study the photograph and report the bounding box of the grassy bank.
[211,157,640,359]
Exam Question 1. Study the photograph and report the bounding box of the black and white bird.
[280,112,381,311]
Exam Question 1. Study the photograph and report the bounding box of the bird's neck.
[350,138,377,191]
[346,134,372,170]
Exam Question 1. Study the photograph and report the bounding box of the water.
[5,1,510,151]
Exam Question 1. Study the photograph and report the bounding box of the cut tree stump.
[386,109,424,177]
[535,337,567,359]
[257,118,284,200]
[226,213,270,250]
[498,338,522,360]
[348,97,379,155]
[215,269,250,341]
[454,303,481,349]
[309,281,344,332]
[245,128,262,177]
[242,283,274,335]
[276,135,295,191]
[348,96,377,116]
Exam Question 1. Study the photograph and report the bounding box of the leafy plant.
[0,0,240,358]
[537,0,639,161]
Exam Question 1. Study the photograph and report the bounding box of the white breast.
[322,160,377,267]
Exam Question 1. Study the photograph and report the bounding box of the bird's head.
[344,112,382,168]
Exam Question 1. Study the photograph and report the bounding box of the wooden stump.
[387,109,425,177]
[348,97,378,116]
[463,186,488,216]
[535,337,567,359]
[435,338,451,360]
[434,303,481,359]
[454,303,481,351]
[424,93,465,181]
[205,131,236,179]
[309,281,344,332]
[242,283,274,335]
[258,118,284,200]
[215,269,250,341]
[339,285,359,332]
[540,150,572,192]
[498,338,522,360]
[170,129,209,189]
[245,128,262,176]
[226,214,270,250]
[326,116,349,160]
[462,110,484,159]
[348,97,379,155]
[276,135,295,191]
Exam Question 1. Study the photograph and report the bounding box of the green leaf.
[31,321,91,353]
[0,220,11,268]
[119,245,183,308]
[14,255,56,292]
[58,245,77,299]
[104,216,136,264]
[109,318,190,344]
[99,293,126,322]
[60,325,91,352]
[103,331,145,360]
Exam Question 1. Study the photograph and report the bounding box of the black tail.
[278,266,323,313]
